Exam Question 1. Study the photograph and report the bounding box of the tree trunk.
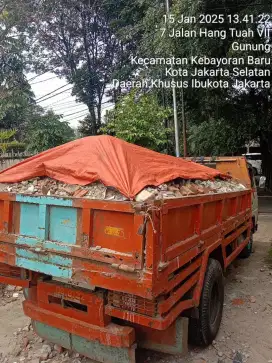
[87,105,98,135]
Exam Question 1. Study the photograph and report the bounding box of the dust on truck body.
[0,157,253,363]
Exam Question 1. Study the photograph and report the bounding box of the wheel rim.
[209,282,220,326]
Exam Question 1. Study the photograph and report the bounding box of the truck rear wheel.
[189,258,224,346]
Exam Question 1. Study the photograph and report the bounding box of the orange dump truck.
[0,138,255,363]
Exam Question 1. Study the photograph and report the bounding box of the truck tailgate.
[0,193,144,285]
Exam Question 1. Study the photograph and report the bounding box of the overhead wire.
[45,103,89,112]
[62,112,90,123]
[45,96,77,107]
[27,71,50,83]
[30,75,60,85]
[44,87,112,108]
[38,81,113,105]
[60,100,113,116]
[45,100,81,107]
[36,84,73,102]
[58,108,91,118]
[35,78,113,104]
[62,103,114,123]
[36,88,75,104]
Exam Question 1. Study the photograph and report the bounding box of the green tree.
[78,114,95,137]
[101,91,172,152]
[133,0,272,185]
[0,1,36,138]
[0,129,24,153]
[188,118,248,156]
[15,0,147,135]
[4,0,272,188]
[25,111,75,152]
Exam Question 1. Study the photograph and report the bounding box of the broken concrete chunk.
[27,185,35,193]
[135,189,157,202]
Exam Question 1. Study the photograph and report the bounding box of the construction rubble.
[0,177,247,202]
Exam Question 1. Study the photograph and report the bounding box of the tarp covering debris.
[0,136,227,198]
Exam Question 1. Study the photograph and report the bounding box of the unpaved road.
[1,214,272,363]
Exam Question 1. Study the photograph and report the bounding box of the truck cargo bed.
[0,189,251,299]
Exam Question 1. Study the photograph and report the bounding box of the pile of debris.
[135,179,247,202]
[0,178,127,201]
[0,177,247,202]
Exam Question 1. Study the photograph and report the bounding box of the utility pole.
[165,0,180,158]
[181,83,187,156]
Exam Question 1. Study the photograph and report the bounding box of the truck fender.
[192,241,224,307]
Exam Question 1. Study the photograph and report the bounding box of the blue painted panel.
[49,206,77,245]
[43,240,72,253]
[16,195,73,207]
[16,248,72,266]
[32,321,71,350]
[16,236,72,253]
[20,203,39,237]
[16,256,72,278]
[16,248,72,278]
[15,194,76,278]
[38,204,48,240]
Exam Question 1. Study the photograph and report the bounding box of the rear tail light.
[108,291,157,317]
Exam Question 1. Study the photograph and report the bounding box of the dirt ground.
[1,214,272,363]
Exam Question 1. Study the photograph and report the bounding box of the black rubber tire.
[189,258,224,346]
[239,233,253,259]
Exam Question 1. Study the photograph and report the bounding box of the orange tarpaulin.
[0,136,227,198]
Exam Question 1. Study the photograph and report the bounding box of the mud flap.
[32,320,136,363]
[136,317,188,355]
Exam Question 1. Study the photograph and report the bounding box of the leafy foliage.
[0,141,25,152]
[25,111,75,152]
[0,1,36,137]
[170,0,272,155]
[188,119,246,156]
[101,91,172,152]
[78,114,97,137]
[2,0,272,190]
[17,0,149,135]
[0,129,22,153]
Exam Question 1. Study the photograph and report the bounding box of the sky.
[28,72,114,129]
